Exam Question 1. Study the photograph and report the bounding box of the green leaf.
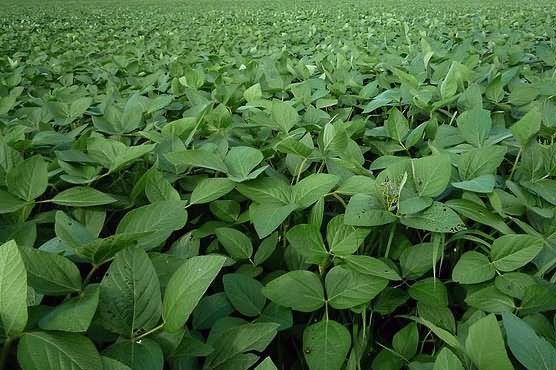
[244,83,262,102]
[408,278,448,307]
[440,62,458,99]
[51,186,117,207]
[0,240,27,336]
[7,155,48,201]
[465,286,515,313]
[385,108,409,142]
[254,357,278,370]
[490,234,544,272]
[271,101,299,132]
[144,169,180,202]
[98,247,161,337]
[433,348,464,370]
[400,202,466,233]
[412,154,452,197]
[325,266,387,309]
[344,193,397,227]
[236,177,291,205]
[254,232,278,266]
[224,146,264,181]
[341,255,401,280]
[393,323,418,360]
[203,323,279,370]
[452,174,495,193]
[116,201,187,250]
[163,255,226,332]
[286,224,328,264]
[215,227,253,260]
[502,312,556,370]
[189,177,235,205]
[262,270,324,312]
[292,173,339,209]
[250,202,297,239]
[17,332,102,370]
[303,319,351,370]
[457,108,492,147]
[510,106,542,146]
[326,215,370,256]
[446,198,514,234]
[464,314,514,370]
[458,145,506,180]
[103,338,163,370]
[452,251,496,284]
[39,284,99,332]
[19,246,82,295]
[0,189,27,214]
[223,273,266,317]
[165,149,228,173]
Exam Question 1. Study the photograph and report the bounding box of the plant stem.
[134,322,165,341]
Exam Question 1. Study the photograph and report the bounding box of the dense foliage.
[1,0,556,369]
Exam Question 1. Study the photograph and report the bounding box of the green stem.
[509,148,522,181]
[134,322,165,341]
[0,337,14,370]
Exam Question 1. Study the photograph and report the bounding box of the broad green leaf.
[224,146,264,181]
[254,232,278,266]
[502,312,556,370]
[163,255,226,332]
[250,202,297,239]
[7,155,48,201]
[490,234,544,271]
[292,173,339,209]
[0,240,27,336]
[116,201,187,250]
[412,155,451,197]
[303,319,351,370]
[326,215,370,256]
[393,323,418,360]
[457,108,492,147]
[342,255,401,280]
[458,145,507,180]
[0,189,27,214]
[271,100,299,132]
[17,332,102,370]
[223,273,266,317]
[446,198,514,234]
[325,266,387,309]
[286,224,328,264]
[400,202,465,233]
[465,286,515,313]
[510,106,542,146]
[103,338,163,370]
[39,284,99,332]
[165,149,228,173]
[99,247,162,337]
[385,108,409,142]
[452,251,495,284]
[203,323,279,370]
[51,186,117,207]
[215,227,253,260]
[262,270,324,312]
[344,193,397,227]
[440,62,458,99]
[464,314,514,370]
[452,174,495,193]
[408,278,448,307]
[236,177,291,204]
[144,169,180,202]
[433,348,464,370]
[189,177,235,205]
[19,246,82,295]
[254,357,278,370]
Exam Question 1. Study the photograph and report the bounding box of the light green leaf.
[271,101,299,132]
[292,173,339,209]
[510,106,542,146]
[303,319,351,370]
[400,202,466,233]
[412,155,451,197]
[393,323,418,360]
[17,332,102,370]
[0,240,27,336]
[464,314,514,370]
[452,251,496,284]
[250,202,297,239]
[286,224,328,264]
[51,186,117,207]
[215,227,253,260]
[223,273,266,317]
[325,266,387,309]
[490,234,544,272]
[262,270,324,312]
[326,215,370,256]
[190,177,235,205]
[457,108,492,147]
[165,149,228,173]
[7,155,48,201]
[39,284,99,332]
[163,255,226,332]
[341,255,401,280]
[385,108,409,142]
[433,348,464,370]
[19,246,82,295]
[0,189,28,214]
[224,146,264,181]
[452,174,495,193]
